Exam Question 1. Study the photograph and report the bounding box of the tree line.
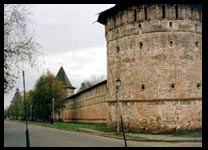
[5,71,67,122]
[5,72,106,122]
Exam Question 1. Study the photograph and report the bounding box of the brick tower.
[98,4,202,132]
[56,66,76,97]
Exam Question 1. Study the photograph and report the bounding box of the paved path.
[4,120,202,147]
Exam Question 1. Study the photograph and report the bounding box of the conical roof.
[78,82,87,93]
[11,88,21,102]
[56,67,75,89]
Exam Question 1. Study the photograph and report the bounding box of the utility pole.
[30,105,32,121]
[6,109,8,119]
[19,91,22,120]
[51,98,55,124]
[23,71,30,147]
[115,78,127,147]
[116,88,120,133]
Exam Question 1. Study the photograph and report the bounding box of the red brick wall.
[61,103,107,123]
[105,4,201,132]
[107,98,202,132]
[60,83,108,123]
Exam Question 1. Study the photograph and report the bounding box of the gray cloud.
[29,4,114,54]
[4,4,113,108]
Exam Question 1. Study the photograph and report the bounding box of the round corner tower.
[98,4,202,132]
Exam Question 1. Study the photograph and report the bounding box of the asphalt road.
[4,120,202,147]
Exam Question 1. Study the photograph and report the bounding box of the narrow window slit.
[141,84,145,90]
[170,22,172,27]
[162,5,166,18]
[197,83,201,89]
[195,23,197,31]
[175,5,179,19]
[195,41,199,47]
[139,42,143,49]
[116,46,120,53]
[134,9,137,22]
[113,16,116,27]
[144,7,147,20]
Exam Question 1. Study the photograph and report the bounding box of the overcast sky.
[4,4,115,109]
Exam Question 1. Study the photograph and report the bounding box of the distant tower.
[11,88,22,119]
[56,67,76,97]
[11,88,21,102]
[78,82,87,93]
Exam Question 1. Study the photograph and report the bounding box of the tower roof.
[11,88,21,103]
[97,4,132,25]
[56,67,76,89]
[77,82,87,93]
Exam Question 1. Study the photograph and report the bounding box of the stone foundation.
[107,98,201,132]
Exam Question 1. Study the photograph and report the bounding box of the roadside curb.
[79,128,202,143]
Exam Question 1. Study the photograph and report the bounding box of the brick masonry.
[107,98,201,132]
[60,82,108,123]
[105,4,201,132]
[60,4,202,132]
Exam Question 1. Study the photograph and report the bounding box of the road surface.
[4,120,202,147]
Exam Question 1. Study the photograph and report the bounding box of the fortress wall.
[60,82,108,123]
[107,98,201,132]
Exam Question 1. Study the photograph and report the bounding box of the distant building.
[56,66,76,97]
[10,88,22,119]
[11,88,21,103]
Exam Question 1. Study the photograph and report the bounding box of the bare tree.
[78,75,106,92]
[4,4,39,93]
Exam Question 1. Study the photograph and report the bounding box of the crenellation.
[127,7,134,23]
[180,5,186,19]
[105,4,201,34]
[167,5,175,19]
